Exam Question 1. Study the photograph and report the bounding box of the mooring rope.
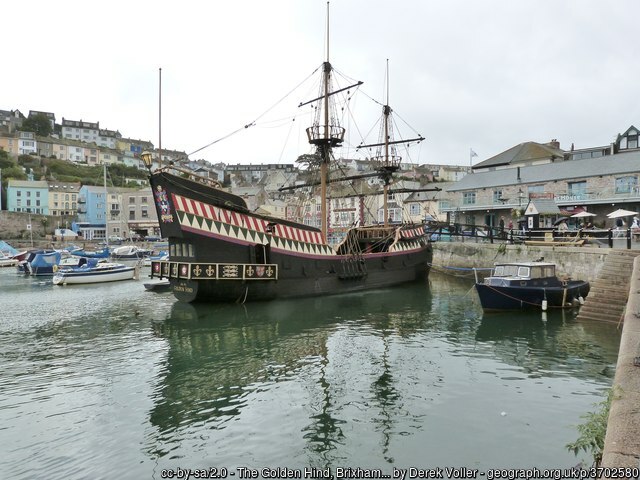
[480,283,578,309]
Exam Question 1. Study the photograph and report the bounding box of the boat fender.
[578,296,585,305]
[561,280,568,287]
[52,264,58,272]
[542,299,548,311]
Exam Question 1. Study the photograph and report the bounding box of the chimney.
[547,139,560,149]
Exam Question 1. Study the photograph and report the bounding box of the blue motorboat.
[17,250,63,276]
[474,261,590,311]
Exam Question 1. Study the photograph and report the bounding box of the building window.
[462,192,476,205]
[568,181,587,198]
[129,197,136,204]
[527,185,544,194]
[129,210,136,220]
[409,204,421,215]
[615,176,638,194]
[141,208,148,218]
[492,189,503,204]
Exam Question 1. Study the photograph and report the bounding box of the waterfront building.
[7,177,50,214]
[122,187,160,238]
[405,182,452,223]
[76,185,108,240]
[443,128,640,229]
[47,181,81,217]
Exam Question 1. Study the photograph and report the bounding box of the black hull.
[148,171,432,303]
[475,281,590,311]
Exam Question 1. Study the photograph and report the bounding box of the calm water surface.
[0,268,621,479]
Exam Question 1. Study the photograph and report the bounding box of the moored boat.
[17,250,62,276]
[69,247,110,259]
[0,253,18,267]
[143,279,171,292]
[111,245,153,260]
[52,257,137,285]
[474,261,590,311]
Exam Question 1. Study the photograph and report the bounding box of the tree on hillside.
[20,114,53,137]
[0,150,15,169]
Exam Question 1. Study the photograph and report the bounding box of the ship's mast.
[383,62,391,227]
[305,2,349,242]
[358,60,424,228]
[320,3,330,241]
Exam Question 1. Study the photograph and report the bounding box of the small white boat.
[52,258,138,285]
[143,279,171,292]
[0,253,18,267]
[111,245,153,260]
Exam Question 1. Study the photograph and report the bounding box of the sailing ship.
[146,10,434,303]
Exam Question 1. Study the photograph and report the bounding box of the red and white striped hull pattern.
[172,193,335,256]
[171,193,427,257]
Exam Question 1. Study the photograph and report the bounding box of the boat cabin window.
[528,266,555,278]
[517,266,530,278]
[493,265,519,277]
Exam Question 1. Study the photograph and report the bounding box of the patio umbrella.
[553,217,569,226]
[571,211,596,218]
[607,208,638,219]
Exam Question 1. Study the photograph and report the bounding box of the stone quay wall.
[432,242,610,283]
[601,256,640,468]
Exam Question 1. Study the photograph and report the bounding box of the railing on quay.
[425,223,640,250]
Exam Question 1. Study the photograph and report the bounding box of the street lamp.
[140,151,153,171]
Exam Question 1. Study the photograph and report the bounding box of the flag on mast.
[469,148,478,167]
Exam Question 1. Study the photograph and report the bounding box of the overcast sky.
[5,0,640,167]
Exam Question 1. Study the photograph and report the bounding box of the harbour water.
[0,267,621,479]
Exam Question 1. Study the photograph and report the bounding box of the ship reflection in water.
[0,269,621,478]
[145,272,620,471]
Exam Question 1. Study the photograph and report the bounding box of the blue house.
[74,185,107,240]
